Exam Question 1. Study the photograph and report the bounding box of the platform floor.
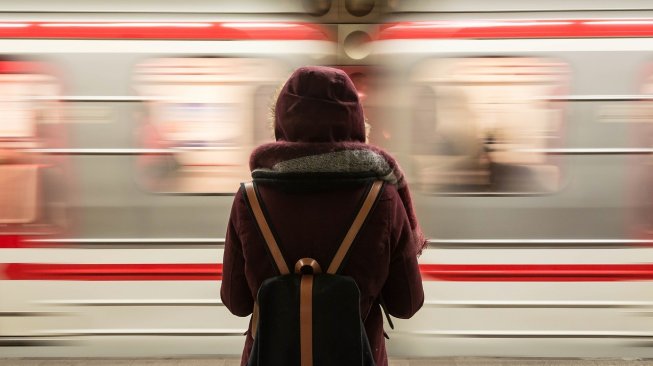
[1,359,653,366]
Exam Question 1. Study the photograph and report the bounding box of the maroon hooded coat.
[221,66,425,366]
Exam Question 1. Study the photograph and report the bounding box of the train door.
[0,60,67,241]
[633,70,653,238]
[409,57,567,193]
[134,57,288,193]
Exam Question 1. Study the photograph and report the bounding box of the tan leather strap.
[244,182,290,275]
[327,180,383,274]
[251,302,259,339]
[299,274,314,366]
[295,258,319,366]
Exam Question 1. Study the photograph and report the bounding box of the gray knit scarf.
[249,141,427,255]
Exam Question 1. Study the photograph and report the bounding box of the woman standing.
[221,66,426,366]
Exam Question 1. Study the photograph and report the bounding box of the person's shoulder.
[379,182,400,202]
[232,184,246,201]
[229,184,250,214]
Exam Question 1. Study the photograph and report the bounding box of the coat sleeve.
[220,189,254,317]
[380,192,425,319]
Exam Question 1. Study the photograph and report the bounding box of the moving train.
[1,0,653,359]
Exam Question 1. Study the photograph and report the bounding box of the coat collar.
[249,141,427,255]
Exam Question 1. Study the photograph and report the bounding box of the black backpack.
[243,180,383,366]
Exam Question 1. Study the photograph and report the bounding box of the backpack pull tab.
[295,258,322,275]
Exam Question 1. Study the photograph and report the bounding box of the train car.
[0,1,338,357]
[0,59,68,239]
[369,0,653,358]
[1,0,653,360]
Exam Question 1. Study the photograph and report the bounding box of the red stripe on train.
[4,263,653,281]
[0,236,24,248]
[379,19,653,40]
[420,264,653,281]
[0,22,329,41]
[3,263,222,280]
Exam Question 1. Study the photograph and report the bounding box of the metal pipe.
[393,330,653,339]
[423,300,653,309]
[25,238,653,249]
[23,147,652,156]
[427,238,653,249]
[31,96,172,102]
[539,95,653,101]
[25,147,239,155]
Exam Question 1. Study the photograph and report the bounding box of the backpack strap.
[244,182,290,275]
[327,180,384,274]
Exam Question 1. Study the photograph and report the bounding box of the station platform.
[1,359,653,366]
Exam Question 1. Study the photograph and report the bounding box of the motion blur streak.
[3,263,222,281]
[0,22,330,40]
[379,19,653,39]
[0,0,652,360]
[5,263,653,282]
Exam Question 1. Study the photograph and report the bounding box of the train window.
[0,71,60,143]
[334,66,393,149]
[0,164,39,224]
[0,84,34,138]
[409,57,568,194]
[0,60,67,233]
[134,57,288,194]
[253,85,279,145]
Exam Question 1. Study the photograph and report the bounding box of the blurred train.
[1,0,653,360]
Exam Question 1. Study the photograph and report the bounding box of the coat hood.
[274,66,366,143]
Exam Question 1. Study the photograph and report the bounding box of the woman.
[221,66,426,366]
